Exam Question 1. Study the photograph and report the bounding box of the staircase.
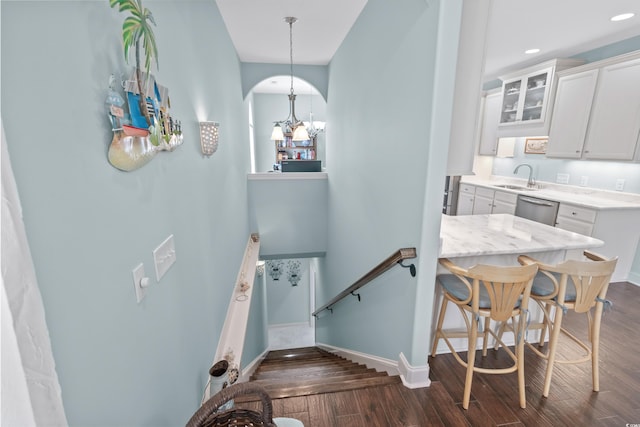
[248,347,401,399]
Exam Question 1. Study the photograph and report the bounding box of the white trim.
[398,352,431,389]
[316,342,399,377]
[238,348,269,383]
[247,172,328,181]
[628,271,640,286]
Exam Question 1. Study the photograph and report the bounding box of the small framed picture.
[525,137,548,154]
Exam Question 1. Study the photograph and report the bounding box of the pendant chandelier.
[270,17,310,142]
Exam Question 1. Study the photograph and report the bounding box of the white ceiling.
[217,0,640,93]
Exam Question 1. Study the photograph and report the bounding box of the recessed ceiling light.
[611,13,634,22]
[525,48,540,55]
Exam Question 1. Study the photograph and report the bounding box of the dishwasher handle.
[518,196,555,207]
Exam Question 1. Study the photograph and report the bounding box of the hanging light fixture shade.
[270,123,284,141]
[270,17,310,143]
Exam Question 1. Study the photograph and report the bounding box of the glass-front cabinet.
[500,67,552,125]
[496,59,584,138]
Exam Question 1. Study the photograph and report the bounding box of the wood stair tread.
[238,375,401,401]
[251,365,374,381]
[253,370,388,386]
[242,346,401,400]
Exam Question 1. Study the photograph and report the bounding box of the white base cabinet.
[555,203,640,282]
[456,184,517,216]
[457,184,476,215]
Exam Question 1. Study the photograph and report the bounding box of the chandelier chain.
[289,18,294,96]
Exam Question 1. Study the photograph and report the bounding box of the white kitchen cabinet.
[497,59,584,138]
[477,91,502,156]
[547,51,640,161]
[555,204,596,236]
[583,56,640,160]
[457,184,476,215]
[492,190,518,215]
[546,69,599,158]
[458,184,518,215]
[472,187,494,214]
[555,202,640,282]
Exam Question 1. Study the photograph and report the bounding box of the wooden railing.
[312,247,417,317]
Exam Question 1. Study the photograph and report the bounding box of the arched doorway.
[249,76,326,173]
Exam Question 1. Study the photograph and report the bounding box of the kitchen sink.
[493,184,537,191]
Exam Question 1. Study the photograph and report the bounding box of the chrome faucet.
[513,163,536,188]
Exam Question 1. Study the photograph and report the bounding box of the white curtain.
[1,120,68,426]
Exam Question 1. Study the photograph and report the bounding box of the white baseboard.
[627,271,640,286]
[398,353,431,389]
[239,348,269,383]
[316,342,399,376]
[316,343,431,389]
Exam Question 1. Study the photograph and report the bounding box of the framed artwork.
[525,137,548,154]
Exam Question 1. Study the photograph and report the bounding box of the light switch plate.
[153,234,176,281]
[133,263,147,303]
[556,173,570,184]
[615,179,625,191]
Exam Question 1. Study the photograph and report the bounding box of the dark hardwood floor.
[237,281,640,426]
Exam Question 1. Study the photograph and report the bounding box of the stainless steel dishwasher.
[514,195,560,226]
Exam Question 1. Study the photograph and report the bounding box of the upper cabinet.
[496,59,584,138]
[547,51,640,161]
[477,90,502,156]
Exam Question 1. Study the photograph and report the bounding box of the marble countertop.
[461,176,640,210]
[439,214,604,258]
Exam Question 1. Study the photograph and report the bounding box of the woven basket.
[186,382,276,427]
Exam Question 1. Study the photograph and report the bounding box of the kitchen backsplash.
[488,138,640,195]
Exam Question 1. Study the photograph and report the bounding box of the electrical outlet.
[133,263,149,303]
[556,173,570,184]
[615,179,625,191]
[580,176,588,187]
[153,234,176,281]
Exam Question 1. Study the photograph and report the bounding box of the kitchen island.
[440,213,603,263]
[432,213,604,355]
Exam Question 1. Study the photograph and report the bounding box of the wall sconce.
[287,260,301,286]
[266,260,284,281]
[199,121,219,157]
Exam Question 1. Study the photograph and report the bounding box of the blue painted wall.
[247,177,328,258]
[243,272,269,364]
[314,0,455,364]
[1,1,258,425]
[266,259,310,325]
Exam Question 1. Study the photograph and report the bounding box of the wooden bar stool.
[516,250,618,397]
[431,258,538,409]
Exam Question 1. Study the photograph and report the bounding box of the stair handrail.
[312,247,417,317]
